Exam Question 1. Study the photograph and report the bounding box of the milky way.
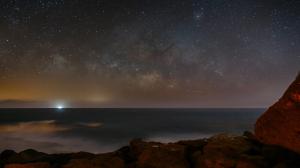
[0,0,300,107]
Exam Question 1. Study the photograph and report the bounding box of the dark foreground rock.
[62,153,124,168]
[255,73,300,154]
[193,134,258,168]
[1,133,300,168]
[129,139,188,168]
[4,162,50,168]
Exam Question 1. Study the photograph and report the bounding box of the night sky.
[0,0,300,108]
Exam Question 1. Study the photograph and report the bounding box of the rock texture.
[130,139,189,168]
[193,134,256,168]
[255,73,300,154]
[4,162,50,168]
[1,133,300,168]
[62,153,124,168]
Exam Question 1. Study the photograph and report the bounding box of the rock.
[0,150,17,161]
[39,153,71,167]
[2,130,300,168]
[4,162,50,168]
[0,149,48,165]
[17,149,47,163]
[236,155,267,168]
[177,139,208,153]
[255,73,300,154]
[62,153,124,168]
[69,152,95,159]
[130,139,189,168]
[243,131,257,141]
[260,145,300,167]
[193,134,255,168]
[115,146,136,164]
[1,150,18,166]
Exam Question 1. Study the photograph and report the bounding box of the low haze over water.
[0,108,263,153]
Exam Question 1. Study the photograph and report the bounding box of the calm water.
[0,108,264,153]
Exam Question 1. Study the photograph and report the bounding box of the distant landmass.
[0,100,45,108]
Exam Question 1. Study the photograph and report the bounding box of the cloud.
[0,120,70,134]
[0,134,107,154]
[0,99,49,108]
[0,120,110,153]
[77,122,103,128]
[146,133,212,143]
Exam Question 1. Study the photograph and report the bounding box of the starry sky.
[0,0,300,108]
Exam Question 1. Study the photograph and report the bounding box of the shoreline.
[1,132,300,168]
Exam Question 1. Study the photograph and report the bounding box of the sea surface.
[0,108,264,153]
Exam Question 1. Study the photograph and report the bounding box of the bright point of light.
[56,105,64,109]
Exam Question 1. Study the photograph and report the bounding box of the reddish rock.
[2,135,300,168]
[193,134,253,168]
[255,74,300,154]
[177,139,208,152]
[4,162,50,168]
[62,153,124,168]
[236,155,267,168]
[130,139,189,168]
[69,151,95,159]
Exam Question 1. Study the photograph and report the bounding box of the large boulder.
[17,150,47,163]
[193,134,265,168]
[255,73,300,154]
[130,139,189,168]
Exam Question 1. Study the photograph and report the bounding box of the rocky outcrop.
[255,73,300,154]
[1,132,300,168]
[1,149,47,164]
[62,153,124,168]
[4,162,50,168]
[193,134,260,168]
[130,139,189,168]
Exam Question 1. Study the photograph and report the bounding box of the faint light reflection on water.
[0,108,264,153]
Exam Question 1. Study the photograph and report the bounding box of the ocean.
[0,108,264,153]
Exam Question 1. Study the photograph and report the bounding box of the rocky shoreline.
[0,132,300,168]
